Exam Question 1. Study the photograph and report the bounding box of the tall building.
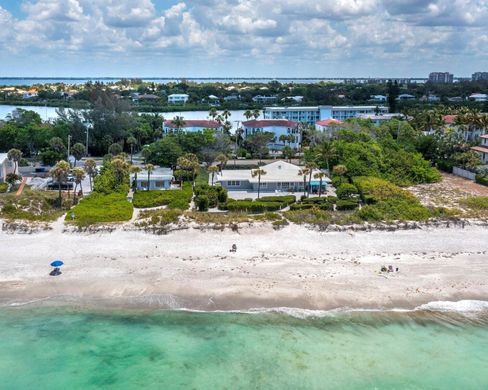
[428,72,454,84]
[472,72,488,81]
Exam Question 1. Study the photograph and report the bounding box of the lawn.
[67,192,133,226]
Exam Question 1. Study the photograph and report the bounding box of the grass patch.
[68,192,133,226]
[136,208,183,228]
[186,211,254,224]
[133,182,193,209]
[0,188,69,221]
[461,196,488,211]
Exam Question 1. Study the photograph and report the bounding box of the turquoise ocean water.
[1,307,487,389]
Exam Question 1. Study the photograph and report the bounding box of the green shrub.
[461,196,488,210]
[290,203,314,210]
[137,208,182,227]
[133,182,193,209]
[258,195,296,205]
[336,183,359,200]
[195,195,209,211]
[336,199,359,210]
[68,193,133,226]
[332,176,347,188]
[0,183,7,193]
[226,200,284,213]
[284,208,331,225]
[475,175,488,187]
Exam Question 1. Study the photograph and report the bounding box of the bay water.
[1,307,487,389]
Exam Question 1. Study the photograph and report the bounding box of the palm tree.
[130,165,141,191]
[332,164,348,177]
[244,110,253,120]
[127,136,137,164]
[7,148,22,173]
[222,110,231,121]
[72,167,86,203]
[71,143,86,167]
[209,107,218,119]
[316,141,336,174]
[314,172,326,197]
[177,153,199,185]
[144,163,154,191]
[83,159,97,191]
[208,166,219,185]
[252,109,261,119]
[279,134,287,148]
[251,168,266,199]
[305,162,318,197]
[215,153,228,172]
[171,116,186,132]
[298,168,310,197]
[50,160,70,207]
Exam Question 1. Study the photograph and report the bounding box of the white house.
[469,93,488,102]
[168,94,189,104]
[214,161,329,194]
[131,167,174,191]
[397,94,415,101]
[163,119,223,134]
[472,135,488,164]
[315,119,343,133]
[264,105,389,125]
[252,95,277,104]
[242,119,300,150]
[0,153,15,182]
[442,115,486,141]
[370,95,387,102]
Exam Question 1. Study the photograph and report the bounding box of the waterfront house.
[442,115,486,141]
[168,94,189,104]
[472,135,488,164]
[0,153,15,182]
[315,119,343,132]
[469,93,488,102]
[163,119,223,134]
[242,119,300,150]
[252,95,277,105]
[214,161,329,194]
[131,167,174,191]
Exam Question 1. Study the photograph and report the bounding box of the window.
[260,182,268,189]
[155,181,164,188]
[227,181,241,186]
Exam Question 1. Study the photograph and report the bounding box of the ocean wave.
[415,300,488,313]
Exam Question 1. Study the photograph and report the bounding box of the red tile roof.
[471,146,488,153]
[242,119,297,127]
[164,120,221,129]
[480,134,488,139]
[316,119,343,126]
[442,115,457,124]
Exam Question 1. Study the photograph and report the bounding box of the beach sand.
[0,223,487,311]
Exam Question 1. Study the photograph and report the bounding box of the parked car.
[47,181,74,190]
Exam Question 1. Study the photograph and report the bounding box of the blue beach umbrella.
[50,260,64,267]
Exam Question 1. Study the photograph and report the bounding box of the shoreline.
[1,224,488,312]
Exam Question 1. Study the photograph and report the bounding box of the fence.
[452,167,476,181]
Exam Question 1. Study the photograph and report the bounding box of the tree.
[282,145,295,162]
[215,153,228,172]
[305,162,318,197]
[50,160,70,207]
[5,173,21,190]
[336,183,358,200]
[252,109,261,119]
[144,137,183,167]
[144,163,154,191]
[316,141,336,174]
[314,172,326,197]
[171,116,186,131]
[244,110,253,120]
[332,164,348,177]
[84,159,97,191]
[251,168,266,199]
[71,143,86,166]
[177,153,199,185]
[130,165,141,191]
[72,167,86,203]
[208,166,219,185]
[298,168,310,197]
[108,143,123,156]
[49,137,66,155]
[127,136,137,164]
[7,148,22,173]
[209,107,218,119]
[243,132,274,160]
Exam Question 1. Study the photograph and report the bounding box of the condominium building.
[428,72,454,84]
[472,72,488,81]
[263,105,389,125]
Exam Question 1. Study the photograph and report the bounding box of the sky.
[0,0,487,78]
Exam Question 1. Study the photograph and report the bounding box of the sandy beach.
[0,223,487,311]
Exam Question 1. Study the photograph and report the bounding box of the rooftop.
[316,119,343,126]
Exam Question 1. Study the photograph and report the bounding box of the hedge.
[258,195,296,205]
[475,175,488,187]
[336,199,359,210]
[225,200,284,212]
[132,182,193,209]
